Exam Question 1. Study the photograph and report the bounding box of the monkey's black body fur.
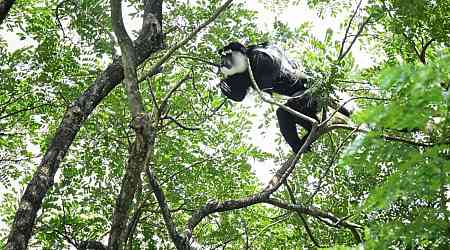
[219,42,331,153]
[220,49,308,99]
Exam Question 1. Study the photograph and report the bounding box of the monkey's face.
[219,43,248,78]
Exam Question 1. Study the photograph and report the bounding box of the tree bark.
[0,0,15,24]
[5,1,163,248]
[107,0,158,249]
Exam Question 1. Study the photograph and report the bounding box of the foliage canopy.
[0,0,449,249]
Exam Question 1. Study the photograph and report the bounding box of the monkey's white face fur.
[220,51,248,78]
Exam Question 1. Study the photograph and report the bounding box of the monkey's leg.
[276,107,303,153]
[278,94,319,153]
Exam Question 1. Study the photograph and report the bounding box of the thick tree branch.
[116,2,234,249]
[110,0,142,116]
[6,1,164,249]
[183,153,315,242]
[0,0,15,25]
[108,0,157,249]
[266,198,363,230]
[145,167,185,249]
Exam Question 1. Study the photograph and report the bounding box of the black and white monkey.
[218,42,351,153]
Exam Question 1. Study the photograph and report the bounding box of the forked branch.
[184,54,363,245]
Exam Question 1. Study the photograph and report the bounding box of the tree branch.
[159,75,192,115]
[176,55,221,68]
[0,103,51,121]
[285,182,324,248]
[266,198,363,230]
[145,167,185,249]
[381,0,432,65]
[308,126,360,203]
[108,0,157,249]
[419,38,435,64]
[338,14,372,62]
[321,96,388,127]
[110,0,142,117]
[163,115,200,131]
[143,0,234,80]
[338,0,363,61]
[327,124,434,147]
[6,0,164,249]
[0,0,15,25]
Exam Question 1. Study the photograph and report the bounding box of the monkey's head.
[218,42,249,78]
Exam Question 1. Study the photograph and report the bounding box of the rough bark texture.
[107,0,160,249]
[79,240,107,250]
[5,0,163,248]
[107,120,155,250]
[0,0,15,24]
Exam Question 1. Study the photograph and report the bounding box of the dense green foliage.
[0,0,449,249]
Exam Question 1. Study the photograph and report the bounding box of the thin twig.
[285,182,324,248]
[338,0,363,61]
[0,103,51,120]
[177,55,221,67]
[144,0,234,80]
[419,38,435,64]
[307,126,360,203]
[163,115,200,131]
[326,124,434,147]
[250,215,291,244]
[55,0,67,40]
[338,14,373,62]
[160,75,192,113]
[266,198,363,230]
[147,78,159,110]
[321,96,388,127]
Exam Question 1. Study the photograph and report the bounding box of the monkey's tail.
[330,91,359,117]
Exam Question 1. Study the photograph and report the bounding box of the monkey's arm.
[219,75,249,102]
[219,77,247,102]
[249,51,280,93]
